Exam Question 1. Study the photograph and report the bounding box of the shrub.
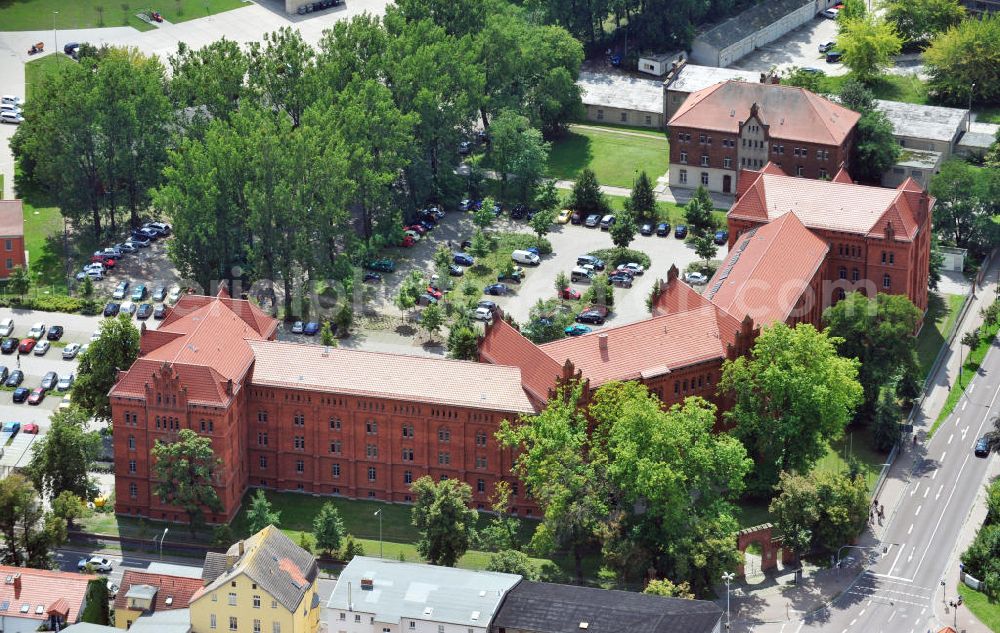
[588,248,652,269]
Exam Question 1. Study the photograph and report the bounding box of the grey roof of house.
[326,556,521,627]
[695,0,814,50]
[956,130,995,150]
[145,562,204,580]
[874,99,967,143]
[62,624,118,633]
[492,581,722,633]
[665,64,763,94]
[201,552,228,584]
[895,148,942,169]
[128,608,191,633]
[577,71,664,114]
[125,585,159,601]
[202,526,318,613]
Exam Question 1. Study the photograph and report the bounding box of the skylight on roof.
[35,605,44,615]
[0,600,8,612]
[20,603,29,613]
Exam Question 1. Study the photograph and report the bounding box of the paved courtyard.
[730,15,846,76]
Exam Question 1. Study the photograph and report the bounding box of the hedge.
[588,247,652,269]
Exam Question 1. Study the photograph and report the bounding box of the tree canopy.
[73,315,140,422]
[883,0,964,46]
[836,15,902,84]
[925,13,1000,106]
[929,159,1000,257]
[410,476,479,567]
[26,407,101,501]
[151,429,223,535]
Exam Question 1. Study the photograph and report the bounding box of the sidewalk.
[721,253,1000,630]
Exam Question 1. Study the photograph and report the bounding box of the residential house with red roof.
[0,200,26,279]
[727,163,933,317]
[666,81,859,194]
[0,566,96,633]
[112,288,537,524]
[113,570,202,630]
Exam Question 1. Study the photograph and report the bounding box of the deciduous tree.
[609,210,638,250]
[883,0,964,46]
[852,110,902,184]
[421,303,445,342]
[486,550,536,578]
[26,407,101,501]
[73,315,140,422]
[929,159,1000,256]
[313,502,346,555]
[836,15,902,84]
[151,429,223,536]
[925,13,1000,106]
[410,476,479,566]
[683,186,716,236]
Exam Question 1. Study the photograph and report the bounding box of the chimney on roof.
[598,334,608,352]
[12,573,20,597]
[226,379,233,395]
[238,540,244,556]
[760,72,766,83]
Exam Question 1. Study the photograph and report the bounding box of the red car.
[405,224,427,235]
[22,423,39,434]
[27,388,45,405]
[90,255,115,268]
[399,235,415,248]
[562,287,581,300]
[426,286,443,300]
[18,338,36,354]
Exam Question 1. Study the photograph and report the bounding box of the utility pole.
[722,571,735,630]
[158,527,169,560]
[53,11,58,54]
[373,509,383,558]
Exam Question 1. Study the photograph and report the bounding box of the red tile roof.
[538,305,740,388]
[652,271,714,316]
[113,570,203,612]
[706,213,828,327]
[0,565,95,623]
[669,81,860,146]
[0,200,24,237]
[478,318,563,405]
[247,339,535,414]
[731,165,929,241]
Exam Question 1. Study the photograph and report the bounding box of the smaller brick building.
[0,200,27,279]
[667,81,859,194]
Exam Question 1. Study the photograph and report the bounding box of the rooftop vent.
[360,578,374,591]
[598,333,608,351]
[20,604,29,614]
[579,623,590,630]
[478,591,486,598]
[471,611,481,621]
[423,607,434,616]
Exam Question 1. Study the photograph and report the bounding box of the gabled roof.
[326,557,521,627]
[669,81,860,146]
[192,526,317,613]
[730,165,930,241]
[478,318,563,406]
[706,213,829,327]
[664,64,762,94]
[538,304,741,388]
[493,581,722,633]
[113,571,203,613]
[247,340,535,414]
[0,565,95,624]
[0,200,24,237]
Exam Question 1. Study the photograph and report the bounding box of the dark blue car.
[714,230,729,245]
[303,322,320,335]
[484,283,509,296]
[12,387,29,403]
[675,225,688,239]
[454,253,474,266]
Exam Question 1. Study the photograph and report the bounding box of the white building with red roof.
[0,566,96,633]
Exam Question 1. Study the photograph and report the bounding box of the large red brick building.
[0,200,27,279]
[666,81,859,194]
[111,290,537,523]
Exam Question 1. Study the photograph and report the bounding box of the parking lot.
[730,15,846,76]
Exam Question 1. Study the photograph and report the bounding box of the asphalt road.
[747,334,1000,633]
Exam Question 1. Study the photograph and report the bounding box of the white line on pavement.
[887,611,896,622]
[908,523,913,534]
[869,572,914,583]
[911,483,920,496]
[931,469,938,480]
[858,609,866,617]
[915,505,921,517]
[962,401,967,411]
[923,487,929,498]
[935,486,942,500]
[850,618,857,626]
[914,453,971,577]
[888,545,908,576]
[947,433,953,445]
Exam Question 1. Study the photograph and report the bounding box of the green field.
[915,292,965,380]
[959,584,1000,632]
[0,0,247,31]
[21,201,68,295]
[814,72,930,105]
[813,425,888,494]
[24,54,75,101]
[546,126,669,188]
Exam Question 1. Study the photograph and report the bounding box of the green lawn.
[602,193,728,227]
[21,200,68,295]
[916,292,965,380]
[24,54,75,101]
[0,0,246,31]
[814,73,930,105]
[813,425,888,494]
[974,106,1000,125]
[546,127,669,188]
[959,584,1000,631]
[930,316,1000,436]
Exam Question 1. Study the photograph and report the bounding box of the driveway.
[729,16,847,77]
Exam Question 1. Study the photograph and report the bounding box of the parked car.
[46,325,64,341]
[18,339,36,354]
[1,421,19,437]
[112,281,130,300]
[41,372,58,390]
[473,307,493,321]
[821,7,839,18]
[639,223,654,236]
[656,222,670,237]
[136,303,153,320]
[576,306,608,324]
[617,263,645,276]
[448,264,464,276]
[127,235,150,248]
[826,51,843,63]
[27,322,46,339]
[458,140,472,155]
[484,283,510,296]
[0,338,17,354]
[714,230,729,245]
[131,284,147,301]
[22,423,39,434]
[152,285,167,302]
[62,343,81,359]
[365,258,396,273]
[497,268,524,283]
[153,304,168,320]
[584,214,601,228]
[458,198,472,211]
[453,253,475,266]
[0,366,8,383]
[512,250,540,266]
[556,209,572,224]
[144,221,171,236]
[120,301,137,317]
[975,436,991,457]
[576,255,606,271]
[0,111,24,125]
[1,96,23,108]
[571,267,595,283]
[599,214,616,230]
[33,340,50,356]
[562,287,581,300]
[117,242,138,254]
[27,388,45,405]
[684,271,709,285]
[12,387,29,403]
[426,286,443,300]
[417,293,438,306]
[565,324,592,336]
[167,285,182,304]
[570,211,582,225]
[104,303,120,317]
[291,321,304,334]
[57,374,74,391]
[78,557,113,573]
[5,370,23,387]
[818,41,836,53]
[304,322,321,335]
[0,318,12,337]
[674,225,688,239]
[609,273,633,288]
[510,204,527,220]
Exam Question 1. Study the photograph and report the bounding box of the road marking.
[936,485,942,500]
[914,452,972,577]
[962,427,970,439]
[915,617,921,625]
[887,545,907,576]
[969,383,975,393]
[948,433,953,445]
[858,609,866,617]
[932,469,938,480]
[911,482,920,496]
[915,505,922,517]
[794,622,804,633]
[887,611,896,622]
[962,401,968,411]
[850,619,857,626]
[923,487,929,498]
[908,523,913,534]
[941,451,947,463]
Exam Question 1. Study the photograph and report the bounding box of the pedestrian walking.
[15,351,20,369]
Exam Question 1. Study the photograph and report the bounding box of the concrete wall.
[692,1,816,67]
[286,0,312,13]
[583,104,663,128]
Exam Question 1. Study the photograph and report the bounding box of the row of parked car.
[1,95,23,125]
[104,282,180,320]
[76,222,171,281]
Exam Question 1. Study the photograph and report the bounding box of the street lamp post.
[158,527,169,560]
[722,571,735,631]
[942,578,947,605]
[53,11,58,54]
[968,83,976,132]
[373,509,383,558]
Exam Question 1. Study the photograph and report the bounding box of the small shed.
[939,246,966,272]
[637,51,685,77]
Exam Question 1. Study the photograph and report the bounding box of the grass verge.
[546,127,669,188]
[25,54,76,101]
[0,0,246,31]
[959,584,1000,631]
[814,72,929,105]
[22,201,68,294]
[916,292,965,380]
[930,317,1000,437]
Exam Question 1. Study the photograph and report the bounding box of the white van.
[0,96,22,108]
[511,249,540,266]
[0,318,13,337]
[0,111,23,125]
[570,267,594,283]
